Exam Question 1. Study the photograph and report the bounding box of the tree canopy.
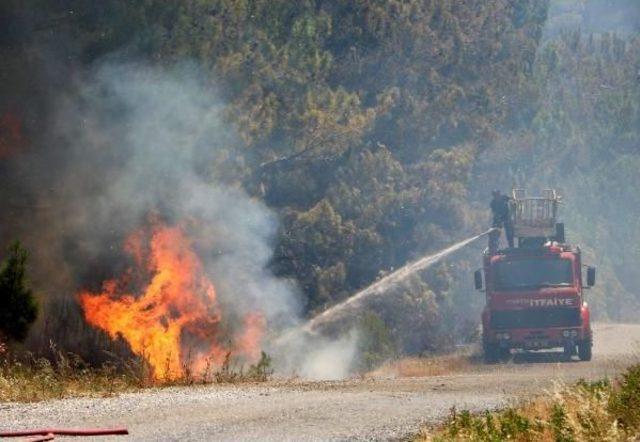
[1,0,639,355]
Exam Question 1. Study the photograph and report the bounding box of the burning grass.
[415,364,640,441]
[0,219,276,402]
[79,220,265,381]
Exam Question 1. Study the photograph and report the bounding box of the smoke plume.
[4,59,376,380]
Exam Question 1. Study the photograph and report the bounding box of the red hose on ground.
[25,433,55,442]
[0,428,128,437]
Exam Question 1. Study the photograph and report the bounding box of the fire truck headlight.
[496,332,511,340]
[570,330,578,337]
[563,330,571,338]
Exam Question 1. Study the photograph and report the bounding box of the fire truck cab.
[474,189,595,363]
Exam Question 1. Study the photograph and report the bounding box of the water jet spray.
[272,229,496,350]
[304,229,497,333]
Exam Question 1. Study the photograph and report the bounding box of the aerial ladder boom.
[511,189,563,246]
[489,189,564,253]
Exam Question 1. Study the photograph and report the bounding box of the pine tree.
[0,241,38,342]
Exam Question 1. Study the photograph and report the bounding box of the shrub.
[549,402,575,442]
[609,364,640,431]
[357,311,396,371]
[439,407,540,441]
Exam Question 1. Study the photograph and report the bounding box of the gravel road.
[2,323,639,441]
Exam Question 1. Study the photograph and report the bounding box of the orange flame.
[79,221,264,380]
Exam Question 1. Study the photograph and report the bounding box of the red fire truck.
[474,189,596,363]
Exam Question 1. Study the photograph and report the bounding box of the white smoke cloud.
[297,331,360,380]
[268,328,360,380]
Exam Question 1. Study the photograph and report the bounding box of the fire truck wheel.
[577,338,592,361]
[483,343,508,364]
[482,343,497,364]
[498,347,510,361]
[563,344,576,360]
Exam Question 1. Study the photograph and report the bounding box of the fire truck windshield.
[494,258,573,291]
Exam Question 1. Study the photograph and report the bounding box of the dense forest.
[1,0,639,364]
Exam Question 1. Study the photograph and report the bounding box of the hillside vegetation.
[0,0,639,360]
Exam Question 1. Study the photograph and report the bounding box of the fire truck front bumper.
[490,326,586,350]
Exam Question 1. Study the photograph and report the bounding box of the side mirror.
[587,266,596,287]
[474,269,483,291]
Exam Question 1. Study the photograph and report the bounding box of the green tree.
[0,241,38,343]
[357,311,395,371]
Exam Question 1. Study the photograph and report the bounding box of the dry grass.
[415,364,640,441]
[0,344,274,402]
[367,347,476,379]
[0,342,152,402]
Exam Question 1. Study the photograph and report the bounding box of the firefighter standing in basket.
[489,190,514,251]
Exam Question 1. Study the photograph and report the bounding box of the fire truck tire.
[483,343,508,364]
[483,343,498,364]
[563,344,576,360]
[577,338,592,361]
